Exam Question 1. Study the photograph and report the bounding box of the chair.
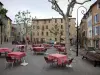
[67,58,74,65]
[33,49,37,54]
[43,49,47,52]
[20,46,25,52]
[12,48,15,52]
[5,56,16,68]
[44,56,55,65]
[62,58,74,67]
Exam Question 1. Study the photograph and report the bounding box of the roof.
[32,17,76,21]
[5,15,12,21]
[0,2,3,6]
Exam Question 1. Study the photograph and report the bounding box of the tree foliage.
[0,8,8,25]
[49,24,60,36]
[0,8,7,16]
[49,24,64,42]
[15,10,32,38]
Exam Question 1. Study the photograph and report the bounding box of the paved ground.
[0,43,100,75]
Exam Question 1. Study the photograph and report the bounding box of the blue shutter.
[99,26,100,35]
[97,26,99,35]
[97,14,99,22]
[93,26,95,36]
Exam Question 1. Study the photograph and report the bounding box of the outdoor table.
[32,47,45,52]
[48,53,67,65]
[32,44,42,47]
[0,48,12,56]
[43,44,52,49]
[16,45,25,48]
[57,47,65,52]
[54,45,61,49]
[8,52,26,59]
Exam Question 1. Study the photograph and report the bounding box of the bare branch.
[76,0,91,5]
[49,0,64,17]
[49,29,55,34]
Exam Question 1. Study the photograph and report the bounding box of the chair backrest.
[44,56,49,63]
[68,58,74,65]
[6,56,13,62]
[12,48,15,52]
[21,46,24,49]
[43,49,47,52]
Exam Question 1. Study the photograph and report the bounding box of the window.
[61,19,63,23]
[42,32,44,36]
[94,26,99,36]
[49,20,50,23]
[69,33,70,36]
[55,38,57,41]
[46,25,48,29]
[44,20,46,24]
[61,25,63,29]
[89,30,92,37]
[94,14,99,24]
[61,31,63,35]
[97,3,100,9]
[36,38,39,42]
[46,32,48,36]
[96,26,99,35]
[37,32,39,36]
[33,26,35,29]
[69,25,70,28]
[37,26,39,29]
[37,20,39,24]
[55,19,57,23]
[88,20,92,27]
[42,26,44,30]
[33,32,35,36]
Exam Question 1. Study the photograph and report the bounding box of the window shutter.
[93,26,95,36]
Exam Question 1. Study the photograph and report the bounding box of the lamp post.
[76,6,87,56]
[0,17,3,44]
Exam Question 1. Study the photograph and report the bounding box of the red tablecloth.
[54,45,61,49]
[16,45,25,48]
[0,48,12,53]
[48,53,67,65]
[57,47,65,52]
[32,44,42,47]
[43,44,52,48]
[8,52,26,59]
[33,47,45,52]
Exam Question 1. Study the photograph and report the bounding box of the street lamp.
[76,6,87,56]
[0,16,3,44]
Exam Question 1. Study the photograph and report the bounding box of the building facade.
[0,2,12,44]
[80,1,100,49]
[12,23,26,41]
[32,18,76,44]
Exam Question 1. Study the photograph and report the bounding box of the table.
[8,52,26,59]
[32,44,42,47]
[48,53,67,65]
[16,45,25,48]
[54,45,61,49]
[32,47,45,52]
[43,44,52,49]
[0,48,12,56]
[57,47,65,52]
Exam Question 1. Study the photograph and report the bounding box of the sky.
[0,0,96,24]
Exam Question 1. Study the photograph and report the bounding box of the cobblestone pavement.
[0,43,100,75]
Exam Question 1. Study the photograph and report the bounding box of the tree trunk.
[64,16,70,56]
